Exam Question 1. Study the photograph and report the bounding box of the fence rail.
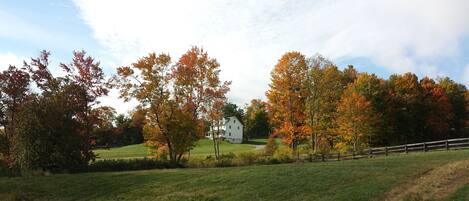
[302,137,469,162]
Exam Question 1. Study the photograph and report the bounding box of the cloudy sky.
[1,0,469,114]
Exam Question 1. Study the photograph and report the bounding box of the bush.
[1,192,34,201]
[236,152,264,165]
[273,148,294,163]
[216,152,236,167]
[85,158,181,173]
[187,156,217,168]
[264,137,278,156]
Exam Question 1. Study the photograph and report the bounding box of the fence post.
[405,144,408,154]
[423,142,427,152]
[369,148,373,158]
[445,140,449,150]
[385,146,388,156]
[337,152,340,161]
[321,153,325,162]
[352,151,355,159]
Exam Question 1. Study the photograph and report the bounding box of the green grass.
[444,185,469,201]
[94,139,261,160]
[2,149,469,201]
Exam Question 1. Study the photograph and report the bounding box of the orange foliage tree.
[172,47,230,159]
[266,52,310,154]
[336,92,379,153]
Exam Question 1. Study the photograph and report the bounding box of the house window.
[238,126,239,130]
[229,125,231,129]
[229,132,231,136]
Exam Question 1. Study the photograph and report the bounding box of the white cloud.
[74,0,469,108]
[0,52,24,70]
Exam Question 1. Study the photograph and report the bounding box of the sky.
[1,0,469,114]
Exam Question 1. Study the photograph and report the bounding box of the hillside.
[1,149,469,201]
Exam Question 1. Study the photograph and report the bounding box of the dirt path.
[253,145,265,150]
[385,160,469,201]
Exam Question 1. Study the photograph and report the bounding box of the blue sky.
[1,0,469,114]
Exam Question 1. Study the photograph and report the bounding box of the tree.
[7,50,98,173]
[420,77,453,140]
[0,65,30,168]
[222,102,244,121]
[115,48,230,164]
[305,55,346,153]
[244,99,271,139]
[172,47,230,160]
[116,52,198,164]
[91,106,117,147]
[346,73,388,146]
[438,77,468,138]
[336,92,379,153]
[60,50,110,153]
[266,52,310,155]
[386,73,424,144]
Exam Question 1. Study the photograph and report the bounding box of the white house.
[206,116,244,143]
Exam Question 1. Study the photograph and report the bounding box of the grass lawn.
[444,185,469,201]
[94,139,263,160]
[2,149,469,201]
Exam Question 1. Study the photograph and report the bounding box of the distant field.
[94,138,267,159]
[2,149,469,201]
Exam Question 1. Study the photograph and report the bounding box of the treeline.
[1,48,468,174]
[267,52,469,154]
[90,107,144,148]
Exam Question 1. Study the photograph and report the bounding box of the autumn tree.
[116,53,195,163]
[420,77,453,140]
[336,92,379,153]
[0,65,30,168]
[346,73,388,146]
[438,77,468,138]
[3,50,99,173]
[172,47,230,160]
[267,52,310,155]
[305,55,346,153]
[60,50,110,151]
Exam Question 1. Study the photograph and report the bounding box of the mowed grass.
[2,149,469,201]
[94,139,264,159]
[444,185,469,201]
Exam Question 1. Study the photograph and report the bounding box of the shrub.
[273,148,294,163]
[1,192,34,201]
[264,137,278,156]
[216,152,236,167]
[236,152,263,165]
[85,158,180,173]
[187,156,218,168]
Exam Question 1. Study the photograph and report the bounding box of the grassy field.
[1,149,469,201]
[94,139,266,159]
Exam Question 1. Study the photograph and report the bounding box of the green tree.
[244,99,271,139]
[222,102,244,121]
[386,73,424,144]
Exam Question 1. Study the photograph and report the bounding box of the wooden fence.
[303,137,469,162]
